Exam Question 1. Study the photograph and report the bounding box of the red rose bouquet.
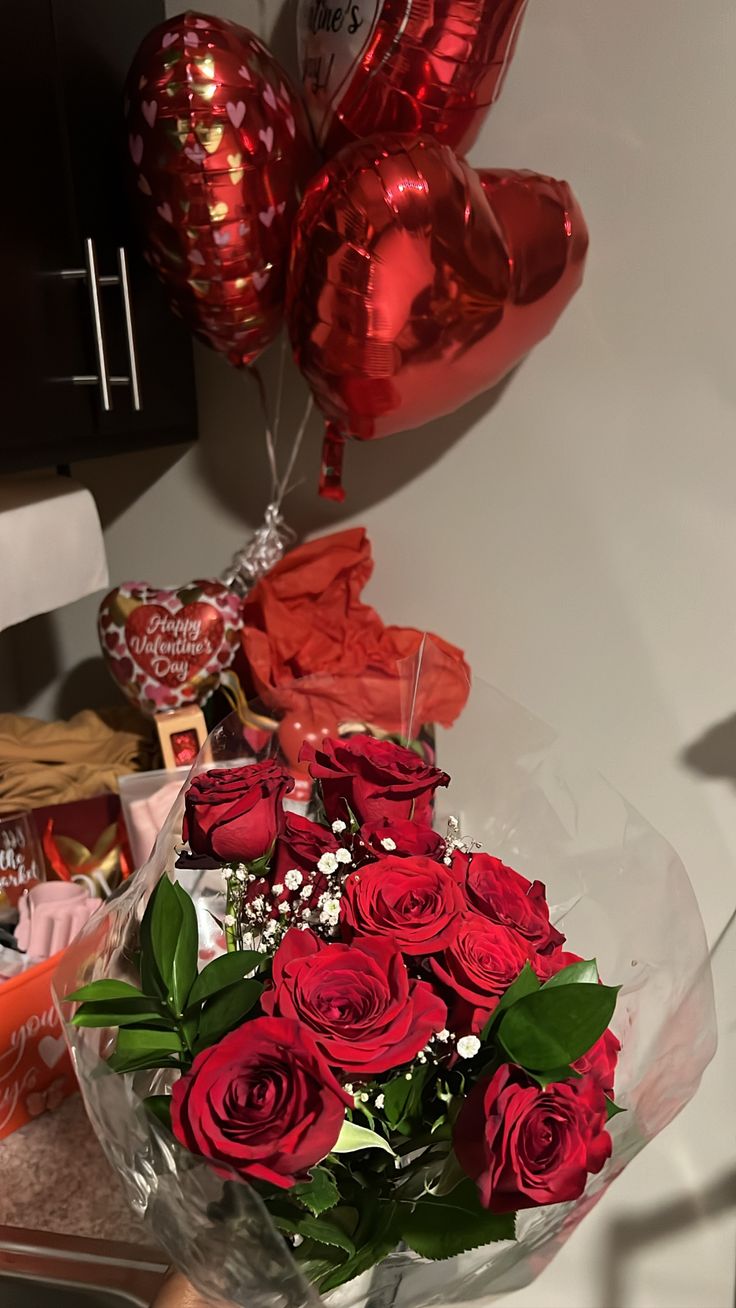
[55,675,716,1308]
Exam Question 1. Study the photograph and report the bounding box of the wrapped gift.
[0,951,74,1139]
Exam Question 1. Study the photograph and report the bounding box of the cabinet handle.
[116,245,142,412]
[83,237,111,412]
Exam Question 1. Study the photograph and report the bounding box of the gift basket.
[54,646,716,1308]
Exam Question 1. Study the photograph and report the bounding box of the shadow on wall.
[193,336,517,539]
[0,611,125,718]
[598,1166,736,1308]
[681,714,736,788]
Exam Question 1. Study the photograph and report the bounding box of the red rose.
[533,949,584,982]
[464,855,565,955]
[183,761,293,863]
[454,1064,611,1211]
[302,734,449,827]
[341,855,465,956]
[273,812,341,877]
[170,1016,351,1189]
[430,912,535,1032]
[360,818,446,861]
[270,812,341,910]
[572,1028,620,1099]
[263,929,446,1076]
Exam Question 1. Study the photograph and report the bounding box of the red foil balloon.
[298,0,528,156]
[286,137,589,499]
[125,11,315,366]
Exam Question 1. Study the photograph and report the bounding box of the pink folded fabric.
[15,882,100,960]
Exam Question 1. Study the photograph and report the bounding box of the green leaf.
[139,893,165,1001]
[543,959,599,989]
[528,1066,581,1088]
[293,1166,340,1217]
[318,1204,398,1293]
[432,1150,467,1198]
[605,1096,626,1120]
[145,876,199,1014]
[247,845,276,877]
[106,1051,181,1074]
[70,997,171,1028]
[115,1026,182,1055]
[480,964,540,1040]
[332,1120,396,1157]
[186,951,261,1009]
[292,1243,345,1285]
[195,979,262,1050]
[171,880,199,1014]
[144,1095,173,1132]
[297,1215,355,1257]
[383,1065,429,1134]
[399,1180,516,1260]
[383,1075,413,1127]
[498,984,619,1071]
[65,980,151,1004]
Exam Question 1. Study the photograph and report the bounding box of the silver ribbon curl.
[221,503,296,596]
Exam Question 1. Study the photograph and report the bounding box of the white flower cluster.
[442,815,480,866]
[219,832,355,951]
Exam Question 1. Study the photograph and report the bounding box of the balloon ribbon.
[319,424,346,502]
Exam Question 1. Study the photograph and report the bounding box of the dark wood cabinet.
[1,0,197,472]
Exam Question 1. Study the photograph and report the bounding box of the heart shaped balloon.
[125,11,315,366]
[286,137,588,497]
[298,0,529,157]
[98,580,243,715]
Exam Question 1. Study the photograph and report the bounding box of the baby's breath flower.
[299,884,313,900]
[374,1093,385,1110]
[335,848,352,865]
[332,819,347,834]
[285,869,303,890]
[380,837,397,851]
[456,1035,481,1060]
[319,895,341,926]
[317,851,339,875]
[223,914,236,927]
[272,884,283,897]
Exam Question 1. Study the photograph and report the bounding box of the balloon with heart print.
[297,0,529,157]
[98,580,243,716]
[125,11,316,367]
[286,137,588,499]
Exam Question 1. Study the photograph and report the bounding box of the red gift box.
[0,951,74,1139]
[0,793,128,1139]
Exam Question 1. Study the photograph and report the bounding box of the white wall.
[2,2,735,1303]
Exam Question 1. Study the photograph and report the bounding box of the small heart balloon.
[98,580,243,716]
[286,137,588,498]
[125,11,316,367]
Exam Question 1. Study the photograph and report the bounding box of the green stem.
[225,872,237,953]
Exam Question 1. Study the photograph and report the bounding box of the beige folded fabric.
[0,708,156,814]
